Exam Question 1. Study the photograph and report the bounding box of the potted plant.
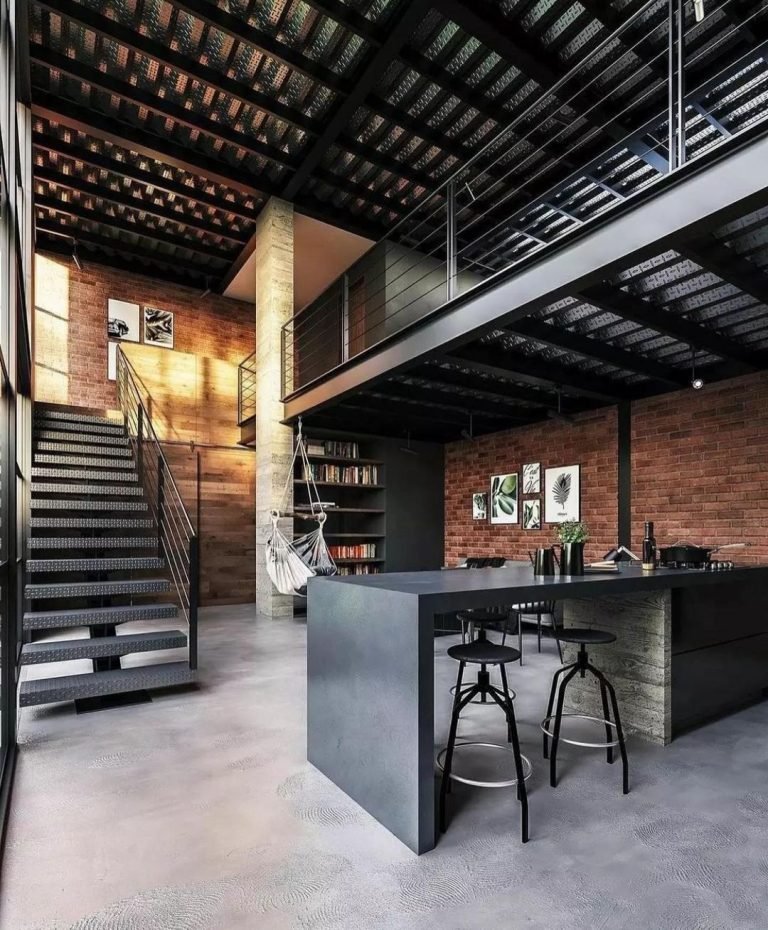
[556,520,589,575]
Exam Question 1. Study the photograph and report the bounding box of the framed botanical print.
[544,464,580,523]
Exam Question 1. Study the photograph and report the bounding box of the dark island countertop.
[309,562,768,612]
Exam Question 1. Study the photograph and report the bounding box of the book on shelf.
[306,439,360,459]
[303,463,380,485]
[335,564,381,576]
[329,543,377,560]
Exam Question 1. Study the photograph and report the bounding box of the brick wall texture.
[445,371,768,566]
[34,252,254,409]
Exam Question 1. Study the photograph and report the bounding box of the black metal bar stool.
[452,609,514,705]
[541,628,629,795]
[511,601,563,665]
[439,636,529,843]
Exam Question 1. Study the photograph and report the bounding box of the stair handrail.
[115,346,199,670]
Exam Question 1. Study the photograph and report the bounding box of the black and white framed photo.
[523,462,540,494]
[490,473,518,524]
[107,299,140,343]
[544,464,581,523]
[522,499,541,530]
[472,492,487,521]
[144,307,174,348]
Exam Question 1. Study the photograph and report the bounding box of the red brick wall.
[632,371,768,563]
[445,407,619,565]
[445,372,768,567]
[34,252,254,409]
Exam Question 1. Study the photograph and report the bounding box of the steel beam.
[371,381,539,422]
[676,242,768,307]
[283,129,768,420]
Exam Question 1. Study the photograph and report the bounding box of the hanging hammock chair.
[266,421,337,596]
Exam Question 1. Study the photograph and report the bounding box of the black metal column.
[618,401,632,549]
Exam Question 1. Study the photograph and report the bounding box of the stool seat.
[448,640,521,665]
[456,608,509,624]
[555,628,616,645]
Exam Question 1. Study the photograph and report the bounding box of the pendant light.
[690,347,704,390]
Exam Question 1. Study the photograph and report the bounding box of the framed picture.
[107,299,140,342]
[522,499,541,530]
[522,462,540,494]
[544,464,581,523]
[107,341,118,381]
[472,492,487,521]
[144,307,174,348]
[490,473,518,524]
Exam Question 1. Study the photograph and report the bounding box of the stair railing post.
[189,535,199,671]
[157,455,165,561]
[136,404,144,480]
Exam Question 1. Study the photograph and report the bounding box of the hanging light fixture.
[693,0,706,24]
[460,411,475,441]
[72,239,83,271]
[547,388,576,424]
[690,346,704,390]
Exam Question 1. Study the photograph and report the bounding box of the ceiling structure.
[30,0,768,291]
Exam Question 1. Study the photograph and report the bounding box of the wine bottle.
[642,521,657,571]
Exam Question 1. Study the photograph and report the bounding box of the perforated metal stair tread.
[33,418,126,435]
[36,442,133,457]
[27,556,164,572]
[31,468,138,482]
[30,516,153,529]
[35,430,129,446]
[35,455,137,469]
[21,630,188,664]
[29,537,157,549]
[34,409,123,427]
[19,662,195,706]
[31,499,148,511]
[23,603,178,630]
[25,578,171,599]
[32,483,143,496]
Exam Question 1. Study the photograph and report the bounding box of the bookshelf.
[294,433,387,579]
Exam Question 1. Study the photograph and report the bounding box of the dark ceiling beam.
[34,0,435,193]
[305,409,454,443]
[32,98,392,242]
[31,44,299,172]
[338,397,512,434]
[35,194,234,263]
[406,364,577,410]
[676,242,768,307]
[282,0,431,203]
[36,221,213,280]
[580,284,760,371]
[33,131,260,222]
[370,380,539,422]
[35,165,248,245]
[431,0,669,174]
[508,318,687,387]
[447,344,628,402]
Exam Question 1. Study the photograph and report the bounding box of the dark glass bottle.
[642,521,657,571]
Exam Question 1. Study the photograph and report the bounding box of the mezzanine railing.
[238,350,257,426]
[281,0,768,399]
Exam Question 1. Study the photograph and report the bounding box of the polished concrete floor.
[3,604,768,929]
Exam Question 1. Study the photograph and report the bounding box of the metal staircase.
[21,382,199,710]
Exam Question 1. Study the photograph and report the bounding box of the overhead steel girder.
[370,381,540,422]
[283,129,768,421]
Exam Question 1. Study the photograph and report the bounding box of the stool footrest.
[540,713,620,748]
[436,741,533,787]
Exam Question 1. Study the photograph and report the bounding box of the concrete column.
[255,198,295,618]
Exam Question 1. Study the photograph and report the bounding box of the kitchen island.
[306,563,768,853]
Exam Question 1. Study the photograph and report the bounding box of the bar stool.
[452,609,513,705]
[511,601,563,665]
[438,636,529,843]
[541,628,629,794]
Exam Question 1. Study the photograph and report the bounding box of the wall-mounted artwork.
[522,499,541,530]
[523,462,540,494]
[107,341,117,382]
[544,464,581,523]
[472,492,487,520]
[107,299,140,342]
[490,473,518,524]
[144,307,174,348]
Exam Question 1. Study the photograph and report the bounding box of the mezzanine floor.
[2,604,768,930]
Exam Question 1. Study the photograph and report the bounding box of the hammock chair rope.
[265,420,337,596]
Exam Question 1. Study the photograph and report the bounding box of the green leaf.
[500,474,517,496]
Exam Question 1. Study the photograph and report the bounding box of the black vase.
[560,542,585,576]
